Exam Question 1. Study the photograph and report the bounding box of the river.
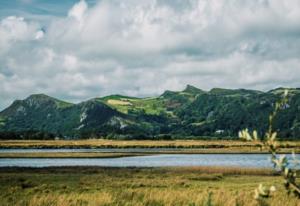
[0,150,299,168]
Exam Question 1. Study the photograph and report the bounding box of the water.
[1,153,299,168]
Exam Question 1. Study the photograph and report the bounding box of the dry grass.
[107,99,132,106]
[23,189,300,206]
[1,139,300,153]
[0,167,299,206]
[166,166,276,176]
[0,139,299,148]
[29,192,113,206]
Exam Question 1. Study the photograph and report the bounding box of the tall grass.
[0,167,297,206]
[1,139,300,151]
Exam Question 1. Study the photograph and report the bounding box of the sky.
[0,0,300,110]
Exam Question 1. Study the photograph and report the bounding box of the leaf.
[253,130,258,140]
[270,132,277,141]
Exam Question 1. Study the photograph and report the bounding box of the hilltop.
[0,86,300,140]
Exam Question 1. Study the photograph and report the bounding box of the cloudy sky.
[0,0,300,110]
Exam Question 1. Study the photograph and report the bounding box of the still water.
[0,152,299,168]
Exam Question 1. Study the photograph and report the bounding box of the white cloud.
[0,16,40,54]
[35,30,44,40]
[0,0,300,110]
[68,0,88,23]
[63,54,78,70]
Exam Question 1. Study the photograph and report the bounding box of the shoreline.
[1,139,300,149]
[1,140,300,157]
[0,150,299,158]
[0,152,149,158]
[0,165,277,175]
[1,139,300,147]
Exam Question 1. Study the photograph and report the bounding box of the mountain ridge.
[1,85,300,140]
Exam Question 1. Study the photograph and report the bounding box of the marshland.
[0,166,299,206]
[0,139,300,205]
[1,0,300,205]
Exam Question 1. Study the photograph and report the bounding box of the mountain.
[1,85,300,140]
[183,84,206,95]
[209,88,262,96]
[0,95,123,138]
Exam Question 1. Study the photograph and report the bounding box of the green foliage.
[0,116,5,127]
[1,87,300,139]
[0,96,118,138]
[0,130,55,140]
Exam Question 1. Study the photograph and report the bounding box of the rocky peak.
[183,85,205,94]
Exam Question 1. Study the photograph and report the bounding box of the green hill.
[1,86,300,140]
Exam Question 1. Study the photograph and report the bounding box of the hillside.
[0,86,300,140]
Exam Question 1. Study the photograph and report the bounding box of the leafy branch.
[239,90,300,200]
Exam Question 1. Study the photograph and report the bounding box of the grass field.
[0,166,299,206]
[97,95,167,115]
[1,140,300,153]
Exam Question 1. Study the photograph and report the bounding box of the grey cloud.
[0,0,300,110]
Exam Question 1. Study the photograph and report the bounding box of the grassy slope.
[0,167,298,206]
[55,100,74,109]
[97,95,167,115]
[96,87,266,117]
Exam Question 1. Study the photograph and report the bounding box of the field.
[1,140,300,205]
[0,166,299,206]
[97,95,167,115]
[1,140,300,154]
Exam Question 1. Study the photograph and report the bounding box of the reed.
[1,139,300,152]
[0,167,297,206]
